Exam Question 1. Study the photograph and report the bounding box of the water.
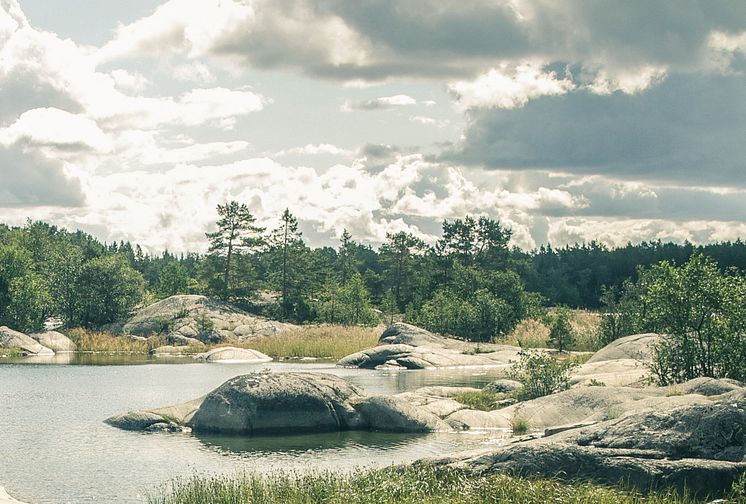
[0,360,509,503]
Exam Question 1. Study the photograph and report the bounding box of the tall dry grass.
[65,328,164,353]
[238,325,381,360]
[502,309,602,352]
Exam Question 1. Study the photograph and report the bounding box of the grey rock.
[29,330,75,352]
[0,326,54,356]
[338,324,524,369]
[193,346,272,363]
[190,372,368,435]
[353,395,451,432]
[484,379,523,394]
[122,295,297,341]
[425,387,746,497]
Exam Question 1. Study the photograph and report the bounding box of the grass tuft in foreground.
[147,466,710,504]
[238,325,381,360]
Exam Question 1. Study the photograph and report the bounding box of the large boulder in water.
[191,372,368,435]
[107,372,450,435]
[194,346,272,363]
[0,326,54,356]
[338,323,523,369]
[122,295,297,342]
[29,330,75,352]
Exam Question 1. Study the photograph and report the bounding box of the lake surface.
[0,359,509,503]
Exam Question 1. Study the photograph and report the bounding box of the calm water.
[0,359,509,503]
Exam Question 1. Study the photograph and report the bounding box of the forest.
[1,200,745,343]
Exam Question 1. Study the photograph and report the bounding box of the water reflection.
[196,430,427,455]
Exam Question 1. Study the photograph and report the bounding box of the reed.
[237,325,380,360]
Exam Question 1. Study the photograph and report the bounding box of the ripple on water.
[0,360,510,503]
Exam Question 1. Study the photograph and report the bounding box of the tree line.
[1,203,745,344]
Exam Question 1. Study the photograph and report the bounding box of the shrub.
[643,254,746,384]
[511,416,530,434]
[507,351,577,400]
[547,306,574,352]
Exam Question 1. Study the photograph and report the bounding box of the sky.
[1,0,745,253]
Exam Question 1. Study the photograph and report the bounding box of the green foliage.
[147,466,702,504]
[315,273,377,326]
[597,280,645,345]
[641,254,746,384]
[195,314,215,335]
[205,201,264,300]
[454,390,505,411]
[511,416,530,434]
[507,351,577,401]
[74,255,146,327]
[547,306,574,352]
[0,243,49,332]
[157,262,189,298]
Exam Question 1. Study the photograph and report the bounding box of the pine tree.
[205,201,264,299]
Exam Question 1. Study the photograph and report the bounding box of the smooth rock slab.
[338,323,526,369]
[0,326,54,356]
[425,388,746,496]
[29,330,75,352]
[194,346,272,363]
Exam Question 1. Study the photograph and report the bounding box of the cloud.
[109,69,150,92]
[274,143,352,157]
[445,73,746,187]
[0,143,85,207]
[0,107,112,153]
[409,115,449,127]
[342,94,418,111]
[94,0,746,83]
[449,62,576,110]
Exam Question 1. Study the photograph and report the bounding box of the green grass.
[0,347,23,358]
[238,325,380,360]
[511,416,530,434]
[147,466,710,504]
[454,390,508,411]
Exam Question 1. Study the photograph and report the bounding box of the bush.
[547,307,574,352]
[642,254,746,384]
[507,351,577,400]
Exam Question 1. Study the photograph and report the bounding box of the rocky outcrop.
[338,323,523,369]
[425,386,746,497]
[483,379,523,394]
[29,330,75,352]
[571,333,660,387]
[0,326,54,356]
[193,346,272,363]
[122,295,297,342]
[107,371,450,435]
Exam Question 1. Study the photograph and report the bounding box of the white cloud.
[342,94,419,111]
[449,63,575,110]
[109,69,150,92]
[274,143,352,157]
[173,62,216,83]
[0,107,112,153]
[409,115,449,127]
